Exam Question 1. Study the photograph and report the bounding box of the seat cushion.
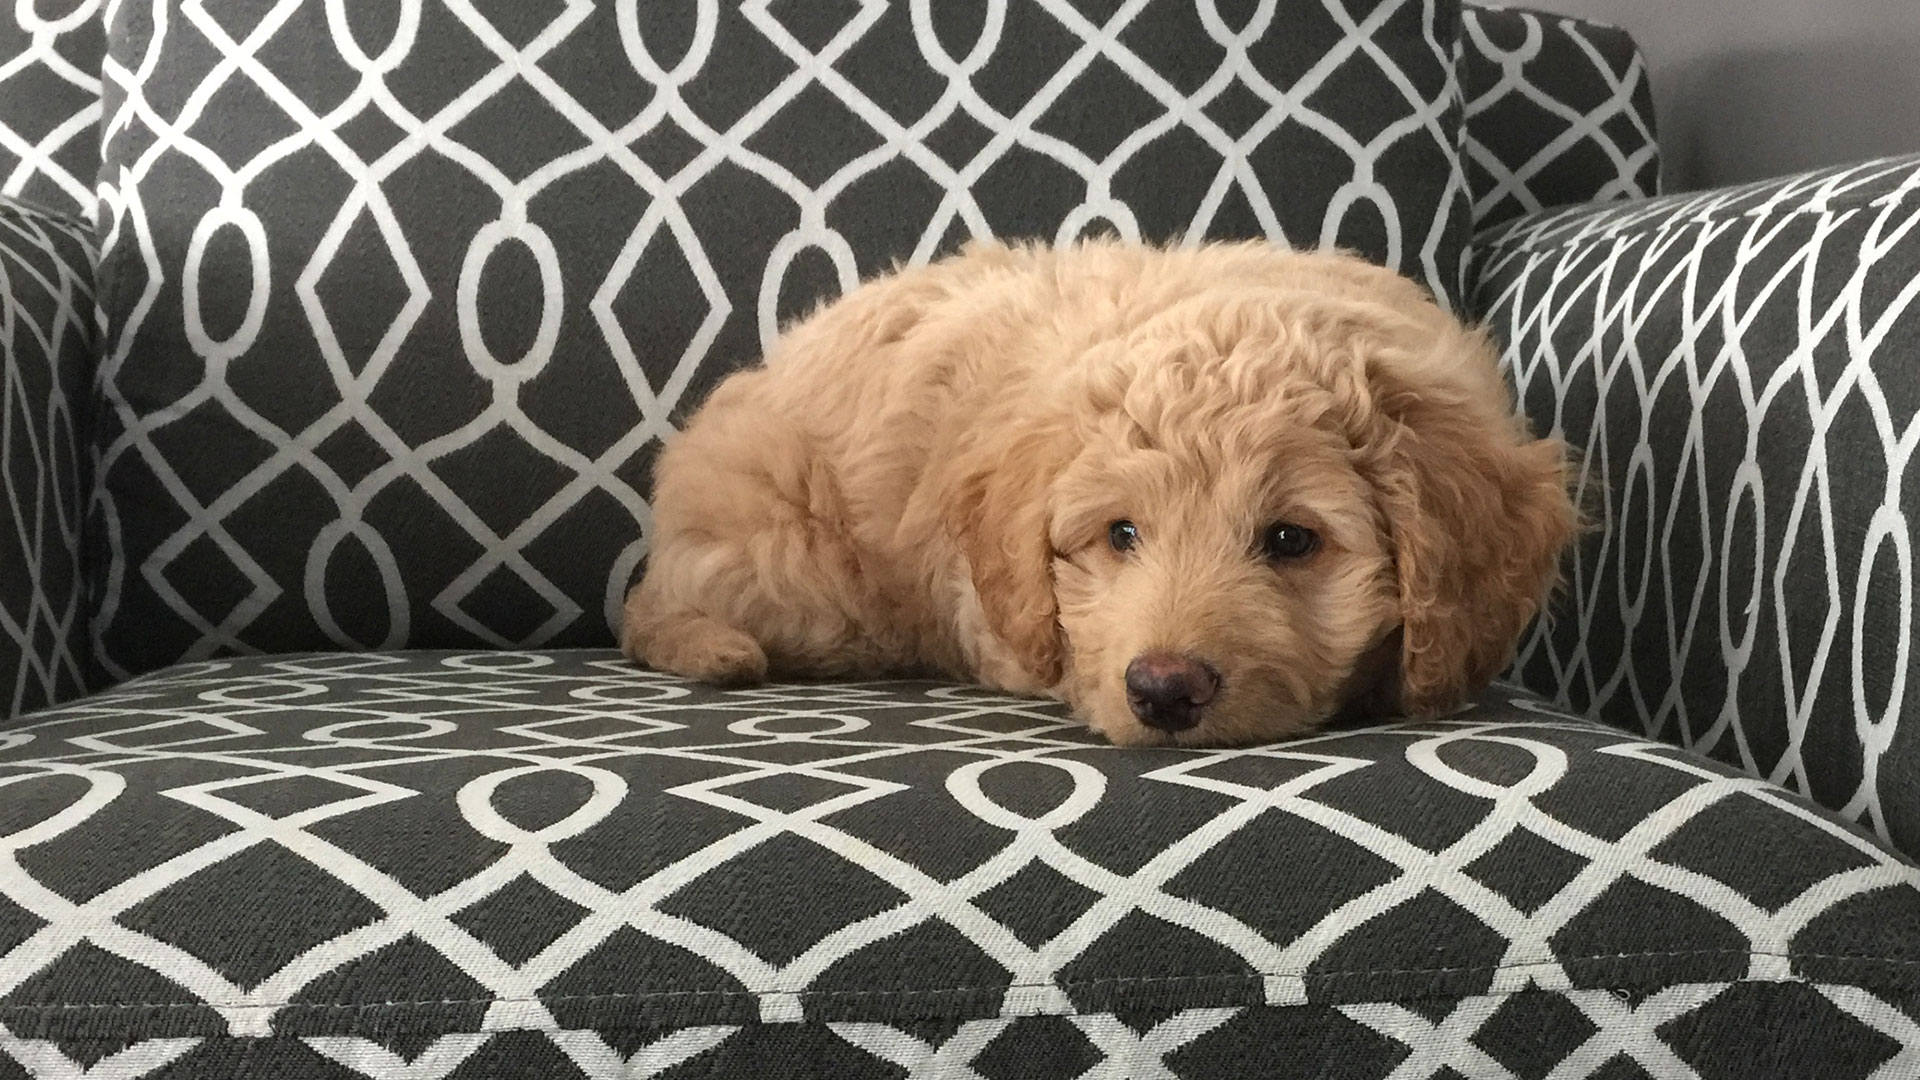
[3,652,1918,1077]
[86,0,1473,681]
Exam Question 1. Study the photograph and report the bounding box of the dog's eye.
[1260,522,1318,561]
[1108,520,1140,553]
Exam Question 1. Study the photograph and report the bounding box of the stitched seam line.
[0,979,1887,1046]
[0,950,1910,1011]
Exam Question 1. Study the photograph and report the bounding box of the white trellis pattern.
[85,0,1471,679]
[1,652,1916,1077]
[1481,153,1920,858]
[0,199,94,720]
[0,0,103,217]
[0,2,1664,232]
[1459,3,1658,231]
[0,0,1666,699]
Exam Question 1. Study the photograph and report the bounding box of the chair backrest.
[0,2,1656,682]
[0,4,1659,230]
[1459,4,1659,232]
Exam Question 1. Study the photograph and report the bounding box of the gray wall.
[1517,0,1920,191]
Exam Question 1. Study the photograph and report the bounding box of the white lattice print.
[1460,5,1656,227]
[4,653,1918,1077]
[87,0,1469,678]
[0,203,94,718]
[0,0,103,216]
[1485,154,1920,853]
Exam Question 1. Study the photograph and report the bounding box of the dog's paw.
[636,614,770,687]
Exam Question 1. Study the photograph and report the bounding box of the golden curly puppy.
[623,240,1574,746]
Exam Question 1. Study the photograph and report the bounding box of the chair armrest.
[0,196,97,719]
[1470,152,1920,856]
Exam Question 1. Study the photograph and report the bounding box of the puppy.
[622,239,1575,746]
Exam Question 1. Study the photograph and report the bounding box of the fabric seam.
[0,950,1911,1013]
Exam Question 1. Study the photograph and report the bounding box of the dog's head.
[945,254,1576,746]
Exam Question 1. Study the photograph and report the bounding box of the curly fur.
[622,239,1576,747]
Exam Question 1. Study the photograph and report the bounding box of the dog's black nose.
[1125,652,1219,731]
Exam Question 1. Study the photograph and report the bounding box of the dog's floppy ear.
[941,414,1077,687]
[1361,334,1576,716]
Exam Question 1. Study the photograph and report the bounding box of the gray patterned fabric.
[1459,4,1658,231]
[15,8,1911,1079]
[4,652,1918,1078]
[0,197,95,720]
[86,0,1475,682]
[0,2,103,218]
[1478,152,1920,858]
[0,1,1660,235]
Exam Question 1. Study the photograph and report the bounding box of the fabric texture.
[0,1,1663,234]
[3,651,1918,1078]
[1477,152,1920,860]
[0,197,96,720]
[1459,3,1658,231]
[0,1,104,218]
[86,0,1473,681]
